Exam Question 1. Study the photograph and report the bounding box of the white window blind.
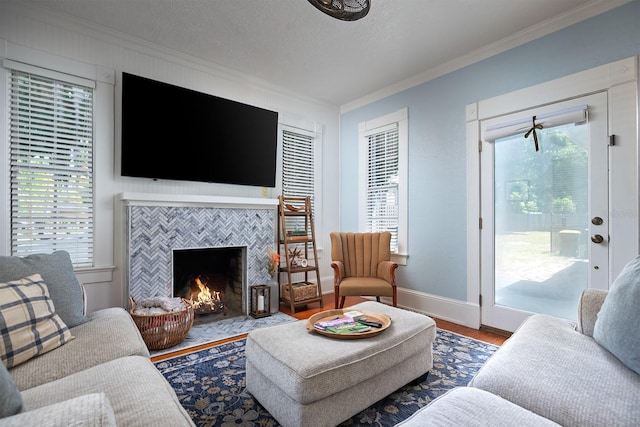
[9,68,94,267]
[483,105,587,142]
[365,124,399,251]
[282,127,315,209]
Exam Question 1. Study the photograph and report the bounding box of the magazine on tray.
[313,314,371,334]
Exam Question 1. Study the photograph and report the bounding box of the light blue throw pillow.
[593,255,640,375]
[0,251,89,328]
[0,363,23,418]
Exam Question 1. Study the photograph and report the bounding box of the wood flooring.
[280,294,509,346]
[151,293,508,362]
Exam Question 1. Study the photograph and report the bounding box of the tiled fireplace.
[122,193,278,316]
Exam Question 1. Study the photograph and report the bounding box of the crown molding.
[5,1,337,111]
[340,0,632,113]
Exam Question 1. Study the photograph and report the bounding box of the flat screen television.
[121,72,279,187]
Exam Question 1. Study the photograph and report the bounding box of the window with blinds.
[8,68,94,267]
[282,127,315,208]
[364,125,399,251]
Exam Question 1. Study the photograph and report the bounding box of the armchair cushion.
[593,255,640,375]
[335,277,395,297]
[0,251,89,328]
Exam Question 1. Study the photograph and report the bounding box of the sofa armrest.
[578,288,608,337]
[0,393,116,427]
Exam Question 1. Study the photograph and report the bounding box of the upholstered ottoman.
[245,301,436,427]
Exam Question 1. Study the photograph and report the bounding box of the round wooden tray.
[306,308,391,339]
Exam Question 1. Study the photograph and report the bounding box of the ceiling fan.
[307,0,370,21]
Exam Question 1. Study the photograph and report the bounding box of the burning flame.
[191,276,223,313]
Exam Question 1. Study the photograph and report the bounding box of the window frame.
[281,125,317,208]
[358,107,408,265]
[4,59,96,268]
[278,120,323,248]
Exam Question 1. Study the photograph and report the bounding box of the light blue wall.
[340,1,640,301]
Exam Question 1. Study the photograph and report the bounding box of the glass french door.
[480,93,609,332]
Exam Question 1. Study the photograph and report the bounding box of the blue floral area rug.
[154,329,498,426]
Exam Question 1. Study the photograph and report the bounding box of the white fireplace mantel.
[119,192,279,209]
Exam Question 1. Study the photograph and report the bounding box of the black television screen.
[121,72,278,187]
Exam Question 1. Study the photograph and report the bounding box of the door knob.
[591,217,603,225]
[591,234,604,244]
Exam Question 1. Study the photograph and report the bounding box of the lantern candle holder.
[250,285,271,318]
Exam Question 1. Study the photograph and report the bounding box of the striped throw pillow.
[0,274,74,369]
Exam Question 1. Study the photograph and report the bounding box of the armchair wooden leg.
[339,296,346,308]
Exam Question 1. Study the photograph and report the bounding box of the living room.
[1,1,639,425]
[1,0,638,332]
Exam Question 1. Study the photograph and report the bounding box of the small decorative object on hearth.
[250,285,271,318]
[307,0,370,21]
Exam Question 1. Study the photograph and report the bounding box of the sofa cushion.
[593,255,640,374]
[8,307,149,391]
[0,393,116,427]
[21,356,194,426]
[0,363,22,418]
[0,251,89,328]
[470,314,640,426]
[0,274,74,369]
[395,387,560,426]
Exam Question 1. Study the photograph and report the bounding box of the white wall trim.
[357,108,409,265]
[119,192,279,209]
[75,266,115,285]
[341,0,632,113]
[478,57,637,119]
[467,55,638,329]
[319,286,481,328]
[397,288,480,329]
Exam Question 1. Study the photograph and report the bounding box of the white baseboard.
[319,279,480,329]
[396,288,480,329]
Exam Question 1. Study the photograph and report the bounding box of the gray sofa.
[0,252,194,426]
[398,271,640,425]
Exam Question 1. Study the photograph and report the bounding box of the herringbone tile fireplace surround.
[122,194,278,315]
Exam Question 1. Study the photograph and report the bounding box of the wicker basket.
[281,283,318,302]
[129,297,194,351]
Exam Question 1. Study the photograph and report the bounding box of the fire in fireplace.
[191,275,224,314]
[173,247,245,319]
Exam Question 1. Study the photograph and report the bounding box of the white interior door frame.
[465,56,638,330]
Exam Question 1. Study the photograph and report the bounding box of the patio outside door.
[480,93,609,332]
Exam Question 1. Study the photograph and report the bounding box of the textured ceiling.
[26,0,613,106]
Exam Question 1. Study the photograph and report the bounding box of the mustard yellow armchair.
[330,231,398,309]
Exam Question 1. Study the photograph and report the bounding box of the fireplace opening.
[173,247,245,320]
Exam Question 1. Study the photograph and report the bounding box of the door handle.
[591,234,604,244]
